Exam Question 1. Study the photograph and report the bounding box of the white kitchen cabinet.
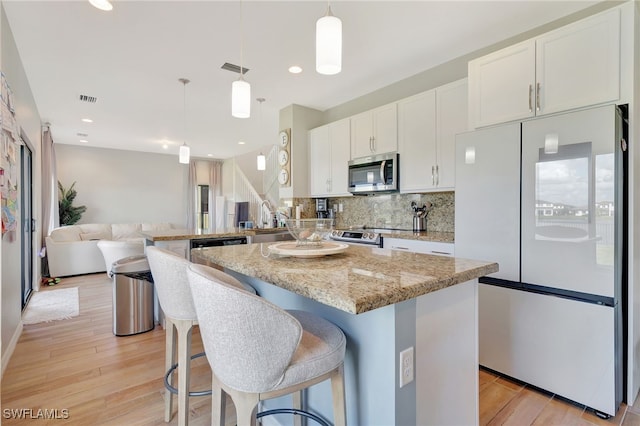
[398,79,467,192]
[468,7,620,129]
[383,237,454,257]
[350,103,398,159]
[309,118,351,197]
[398,89,437,192]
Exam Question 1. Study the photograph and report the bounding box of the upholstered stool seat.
[187,263,346,426]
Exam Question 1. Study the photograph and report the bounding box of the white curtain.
[186,160,197,229]
[207,161,223,232]
[41,127,58,243]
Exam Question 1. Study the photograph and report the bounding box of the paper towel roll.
[295,205,301,220]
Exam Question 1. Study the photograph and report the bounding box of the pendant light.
[179,78,191,164]
[232,1,251,118]
[256,98,266,170]
[316,1,342,75]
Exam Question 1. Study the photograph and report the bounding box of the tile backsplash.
[288,192,455,233]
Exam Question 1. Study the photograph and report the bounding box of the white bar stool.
[187,263,347,426]
[147,247,255,426]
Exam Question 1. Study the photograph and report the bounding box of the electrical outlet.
[399,347,414,387]
[338,203,343,212]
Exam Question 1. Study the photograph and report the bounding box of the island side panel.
[416,279,479,426]
[234,272,409,426]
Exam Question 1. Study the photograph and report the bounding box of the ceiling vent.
[77,132,88,137]
[79,94,97,103]
[221,62,249,75]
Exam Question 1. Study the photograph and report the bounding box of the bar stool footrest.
[257,408,331,426]
[164,352,212,397]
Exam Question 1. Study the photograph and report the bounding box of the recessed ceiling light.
[81,118,93,123]
[238,141,246,145]
[79,139,89,143]
[289,66,303,74]
[163,144,169,150]
[88,0,113,11]
[207,154,213,157]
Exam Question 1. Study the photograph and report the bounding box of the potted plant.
[58,181,87,225]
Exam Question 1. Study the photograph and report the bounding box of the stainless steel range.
[330,229,382,247]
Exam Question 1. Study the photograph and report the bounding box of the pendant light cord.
[240,0,244,79]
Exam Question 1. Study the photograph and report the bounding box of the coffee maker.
[316,198,329,218]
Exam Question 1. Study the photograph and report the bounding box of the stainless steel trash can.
[111,255,155,336]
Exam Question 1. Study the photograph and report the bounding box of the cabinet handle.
[536,82,541,112]
[392,246,409,250]
[435,165,439,186]
[326,179,331,192]
[431,165,435,186]
[528,84,533,112]
[369,136,373,152]
[372,136,376,152]
[431,251,452,256]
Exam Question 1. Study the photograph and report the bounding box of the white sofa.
[45,223,173,277]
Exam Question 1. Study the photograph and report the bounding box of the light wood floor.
[2,273,640,425]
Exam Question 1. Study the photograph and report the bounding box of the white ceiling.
[2,0,601,160]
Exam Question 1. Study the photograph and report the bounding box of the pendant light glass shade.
[257,152,266,171]
[89,0,113,11]
[178,78,190,164]
[232,77,251,118]
[316,6,342,75]
[179,143,190,164]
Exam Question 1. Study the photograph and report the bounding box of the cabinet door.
[350,111,373,159]
[468,40,535,129]
[309,125,331,196]
[398,90,437,192]
[328,119,351,196]
[435,78,468,189]
[372,103,398,154]
[536,8,619,116]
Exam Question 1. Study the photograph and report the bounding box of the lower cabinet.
[382,237,454,257]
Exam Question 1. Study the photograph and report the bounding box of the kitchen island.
[192,243,497,426]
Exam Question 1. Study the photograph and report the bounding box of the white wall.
[55,144,187,227]
[1,3,43,373]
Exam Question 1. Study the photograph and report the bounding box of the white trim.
[1,321,23,378]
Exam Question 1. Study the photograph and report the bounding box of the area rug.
[22,287,79,325]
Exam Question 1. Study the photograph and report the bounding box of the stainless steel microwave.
[348,152,399,194]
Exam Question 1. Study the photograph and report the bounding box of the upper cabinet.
[468,8,620,129]
[350,103,398,159]
[309,118,351,197]
[398,79,468,192]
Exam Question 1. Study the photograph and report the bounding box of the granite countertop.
[191,243,497,314]
[141,227,290,241]
[142,228,455,244]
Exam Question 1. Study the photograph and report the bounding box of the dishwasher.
[190,236,248,249]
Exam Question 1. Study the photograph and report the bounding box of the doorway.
[20,141,33,309]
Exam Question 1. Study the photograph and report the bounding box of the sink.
[250,229,294,243]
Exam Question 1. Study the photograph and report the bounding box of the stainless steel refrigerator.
[455,104,626,417]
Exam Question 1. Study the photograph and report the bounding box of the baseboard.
[1,321,23,378]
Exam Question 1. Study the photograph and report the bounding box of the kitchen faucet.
[261,200,273,228]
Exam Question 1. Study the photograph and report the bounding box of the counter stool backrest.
[187,264,302,393]
[146,246,196,321]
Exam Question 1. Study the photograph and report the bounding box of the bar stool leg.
[293,391,303,426]
[331,364,346,426]
[211,375,226,426]
[175,320,194,426]
[164,318,177,422]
